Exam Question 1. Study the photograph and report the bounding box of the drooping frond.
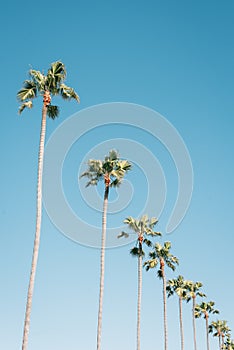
[130,246,145,257]
[60,83,80,102]
[17,80,37,101]
[18,101,33,114]
[47,105,59,119]
[117,231,129,239]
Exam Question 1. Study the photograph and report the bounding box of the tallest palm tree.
[17,61,80,350]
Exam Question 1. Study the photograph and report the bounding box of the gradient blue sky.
[1,1,234,349]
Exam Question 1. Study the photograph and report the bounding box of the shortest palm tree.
[144,241,179,350]
[195,301,219,350]
[118,215,161,350]
[209,320,231,350]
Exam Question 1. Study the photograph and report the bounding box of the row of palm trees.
[118,216,234,350]
[17,61,233,350]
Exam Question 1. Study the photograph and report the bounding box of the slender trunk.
[219,335,221,350]
[137,246,142,350]
[179,296,184,350]
[205,315,210,350]
[161,262,168,350]
[192,297,197,350]
[96,184,109,350]
[22,105,47,350]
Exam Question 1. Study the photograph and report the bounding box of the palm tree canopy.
[144,241,179,276]
[209,320,231,338]
[186,280,206,302]
[194,301,219,319]
[166,275,188,299]
[118,214,161,258]
[17,61,80,116]
[81,149,132,187]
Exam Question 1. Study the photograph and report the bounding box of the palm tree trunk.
[162,263,168,350]
[219,335,221,350]
[205,316,210,350]
[192,297,197,350]
[96,184,109,350]
[22,105,47,350]
[137,251,142,350]
[179,297,184,350]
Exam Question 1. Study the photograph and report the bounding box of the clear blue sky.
[1,1,234,349]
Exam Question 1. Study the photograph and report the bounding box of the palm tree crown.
[81,149,132,188]
[209,320,231,349]
[144,241,179,275]
[17,61,80,118]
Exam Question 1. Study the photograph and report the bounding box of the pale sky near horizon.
[1,1,234,349]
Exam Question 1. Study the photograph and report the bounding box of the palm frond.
[46,61,66,93]
[17,80,37,101]
[60,83,80,102]
[117,231,129,239]
[130,246,145,257]
[29,69,45,91]
[18,101,33,114]
[47,105,59,119]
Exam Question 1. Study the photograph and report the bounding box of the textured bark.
[137,248,142,350]
[161,261,168,350]
[179,297,184,350]
[192,297,197,350]
[96,184,109,350]
[22,105,47,350]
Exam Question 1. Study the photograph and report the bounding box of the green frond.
[46,61,66,94]
[107,149,119,161]
[29,69,45,91]
[130,246,144,257]
[157,269,163,278]
[47,105,59,119]
[144,258,158,270]
[60,83,80,102]
[117,231,129,239]
[149,217,158,228]
[17,80,37,101]
[143,238,152,247]
[18,100,33,114]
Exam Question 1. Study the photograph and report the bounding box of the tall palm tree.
[144,241,179,350]
[209,320,231,350]
[81,150,132,350]
[186,280,206,350]
[194,301,219,350]
[118,215,161,350]
[166,275,188,350]
[17,61,80,350]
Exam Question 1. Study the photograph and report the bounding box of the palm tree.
[81,150,132,350]
[194,301,219,350]
[17,61,80,350]
[144,241,179,350]
[209,320,231,350]
[166,275,188,350]
[118,215,161,350]
[186,280,206,350]
[223,335,234,350]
